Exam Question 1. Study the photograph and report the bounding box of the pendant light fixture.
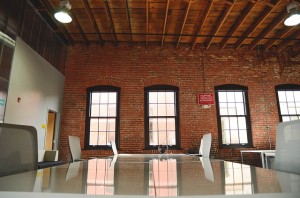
[54,0,72,23]
[284,1,300,26]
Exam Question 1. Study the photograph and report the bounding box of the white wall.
[4,37,65,149]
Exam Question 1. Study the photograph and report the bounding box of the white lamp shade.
[284,11,300,26]
[54,10,72,23]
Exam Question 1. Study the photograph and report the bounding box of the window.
[85,86,120,149]
[276,84,300,122]
[145,85,179,149]
[215,85,252,148]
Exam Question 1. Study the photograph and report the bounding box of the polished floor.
[0,154,299,197]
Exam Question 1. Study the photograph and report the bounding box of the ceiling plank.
[81,0,103,45]
[206,1,235,49]
[234,0,282,49]
[146,0,149,48]
[176,0,192,48]
[263,26,296,50]
[191,0,214,49]
[125,0,133,44]
[104,0,118,45]
[69,11,89,45]
[221,1,258,49]
[249,10,287,50]
[277,29,300,51]
[161,0,170,48]
[40,0,73,44]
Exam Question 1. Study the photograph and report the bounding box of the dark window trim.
[144,84,180,150]
[275,84,300,122]
[84,85,121,150]
[215,84,253,148]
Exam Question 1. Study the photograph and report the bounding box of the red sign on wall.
[197,93,215,105]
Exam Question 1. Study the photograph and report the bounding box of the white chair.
[274,120,300,175]
[0,123,38,176]
[68,136,83,162]
[110,140,118,155]
[202,133,212,158]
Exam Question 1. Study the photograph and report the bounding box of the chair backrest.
[275,120,300,174]
[202,133,212,158]
[110,140,118,155]
[68,136,82,162]
[0,123,38,176]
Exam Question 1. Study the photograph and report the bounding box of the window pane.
[158,104,167,116]
[149,104,158,116]
[278,91,286,102]
[239,130,248,144]
[221,117,230,130]
[290,116,298,121]
[92,93,100,103]
[220,103,228,115]
[296,102,300,114]
[167,131,176,145]
[166,104,175,116]
[99,119,107,131]
[100,93,109,103]
[228,103,236,115]
[90,132,98,145]
[167,118,175,131]
[236,103,245,115]
[91,104,100,116]
[235,92,243,102]
[157,118,167,131]
[280,103,288,115]
[238,117,246,129]
[227,92,235,102]
[218,92,227,102]
[90,119,98,131]
[157,92,166,103]
[288,103,296,114]
[100,104,108,117]
[286,91,294,102]
[222,129,230,144]
[108,104,116,116]
[107,119,115,131]
[231,130,239,144]
[150,131,158,145]
[158,132,167,145]
[230,117,238,129]
[107,132,115,143]
[109,92,116,103]
[149,118,158,132]
[166,92,174,103]
[294,91,300,101]
[98,132,106,145]
[282,116,290,122]
[149,92,157,103]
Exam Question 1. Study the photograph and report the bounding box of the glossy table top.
[0,154,299,198]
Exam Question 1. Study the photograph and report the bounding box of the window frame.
[215,84,253,148]
[84,85,120,150]
[144,85,180,150]
[275,84,300,122]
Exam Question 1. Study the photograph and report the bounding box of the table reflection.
[0,154,299,197]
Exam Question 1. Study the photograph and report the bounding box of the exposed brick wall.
[59,43,300,165]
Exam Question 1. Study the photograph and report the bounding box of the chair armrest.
[43,150,58,162]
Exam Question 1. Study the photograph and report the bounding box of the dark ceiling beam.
[277,29,300,51]
[176,0,192,48]
[39,0,73,45]
[146,0,149,48]
[249,10,287,50]
[104,0,118,45]
[234,0,281,49]
[206,1,235,49]
[125,0,133,44]
[221,1,258,49]
[191,0,214,49]
[81,0,103,45]
[69,12,89,45]
[161,0,170,48]
[263,26,296,50]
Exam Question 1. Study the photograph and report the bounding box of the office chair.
[0,123,38,176]
[68,135,83,162]
[274,120,300,175]
[188,133,212,158]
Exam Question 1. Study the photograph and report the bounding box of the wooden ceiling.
[33,0,300,56]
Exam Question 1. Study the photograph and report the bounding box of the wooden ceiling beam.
[263,26,296,50]
[161,0,170,48]
[191,0,214,49]
[249,10,287,50]
[277,29,300,51]
[234,0,281,49]
[206,1,235,49]
[69,12,89,45]
[40,0,73,44]
[82,0,103,45]
[221,1,257,49]
[176,0,192,48]
[125,0,133,44]
[104,0,118,45]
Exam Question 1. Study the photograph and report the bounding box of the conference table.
[0,154,299,198]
